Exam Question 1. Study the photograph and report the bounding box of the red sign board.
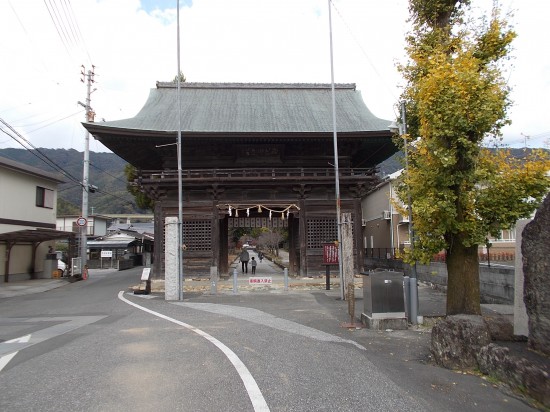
[323,243,339,265]
[249,277,273,285]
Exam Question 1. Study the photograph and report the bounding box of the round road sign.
[76,217,87,227]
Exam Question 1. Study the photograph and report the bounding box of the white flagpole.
[176,1,184,300]
[328,0,344,300]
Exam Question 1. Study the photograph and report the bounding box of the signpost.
[323,243,339,290]
[100,250,113,269]
[75,217,88,273]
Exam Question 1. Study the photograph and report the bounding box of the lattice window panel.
[307,219,338,249]
[183,220,212,251]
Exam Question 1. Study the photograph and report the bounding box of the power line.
[94,187,137,208]
[27,110,84,134]
[13,109,83,129]
[43,0,71,56]
[64,0,93,66]
[0,117,82,186]
[329,1,399,103]
[89,162,129,186]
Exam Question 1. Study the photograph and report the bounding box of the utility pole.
[79,65,96,269]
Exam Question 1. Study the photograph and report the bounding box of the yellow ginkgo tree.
[397,0,550,315]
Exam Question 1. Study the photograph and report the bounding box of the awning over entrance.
[0,229,75,243]
[0,229,76,283]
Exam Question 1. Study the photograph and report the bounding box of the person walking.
[239,248,250,273]
[250,257,257,274]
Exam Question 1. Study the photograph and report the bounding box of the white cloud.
[0,0,548,153]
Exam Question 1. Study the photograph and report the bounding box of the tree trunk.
[446,236,481,315]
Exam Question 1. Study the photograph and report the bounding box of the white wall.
[0,167,57,229]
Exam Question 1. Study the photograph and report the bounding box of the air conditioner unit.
[361,219,367,227]
[400,214,409,223]
[382,210,391,220]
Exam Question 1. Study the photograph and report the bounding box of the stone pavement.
[0,278,70,299]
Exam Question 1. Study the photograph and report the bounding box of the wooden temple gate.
[83,82,397,278]
[140,167,377,277]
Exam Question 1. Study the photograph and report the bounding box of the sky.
[0,0,548,154]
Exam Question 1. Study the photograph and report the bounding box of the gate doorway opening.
[221,203,299,277]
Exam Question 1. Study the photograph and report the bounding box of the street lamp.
[389,101,419,325]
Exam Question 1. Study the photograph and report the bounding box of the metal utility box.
[360,271,407,330]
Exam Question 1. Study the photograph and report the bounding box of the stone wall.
[521,195,550,357]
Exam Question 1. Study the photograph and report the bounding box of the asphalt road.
[0,267,536,412]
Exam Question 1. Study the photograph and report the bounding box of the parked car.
[57,260,66,275]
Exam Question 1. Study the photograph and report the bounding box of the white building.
[361,170,410,258]
[0,156,74,282]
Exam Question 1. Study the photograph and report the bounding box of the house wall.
[93,218,108,236]
[0,164,59,279]
[362,182,390,250]
[56,216,110,236]
[0,167,57,228]
[362,180,405,251]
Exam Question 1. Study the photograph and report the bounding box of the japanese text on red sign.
[248,277,273,285]
[323,244,339,265]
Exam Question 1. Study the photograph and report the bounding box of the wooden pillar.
[220,216,229,276]
[299,198,307,277]
[153,201,164,279]
[31,242,39,279]
[4,241,14,283]
[288,213,297,276]
[212,201,220,270]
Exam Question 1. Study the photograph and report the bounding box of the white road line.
[118,291,270,412]
[0,334,31,372]
[176,302,367,351]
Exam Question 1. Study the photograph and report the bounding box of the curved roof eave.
[82,82,393,135]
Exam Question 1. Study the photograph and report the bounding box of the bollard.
[233,268,238,294]
[284,268,289,291]
[347,283,355,324]
[210,266,218,295]
[403,276,411,323]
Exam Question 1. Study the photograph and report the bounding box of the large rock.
[478,343,550,406]
[431,315,491,369]
[483,315,515,341]
[522,195,550,356]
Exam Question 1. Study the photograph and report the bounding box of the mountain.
[2,146,544,215]
[0,148,147,214]
[376,147,549,177]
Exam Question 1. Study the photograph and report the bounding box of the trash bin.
[360,270,407,330]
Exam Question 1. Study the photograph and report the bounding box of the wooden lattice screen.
[307,219,338,249]
[183,220,212,251]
